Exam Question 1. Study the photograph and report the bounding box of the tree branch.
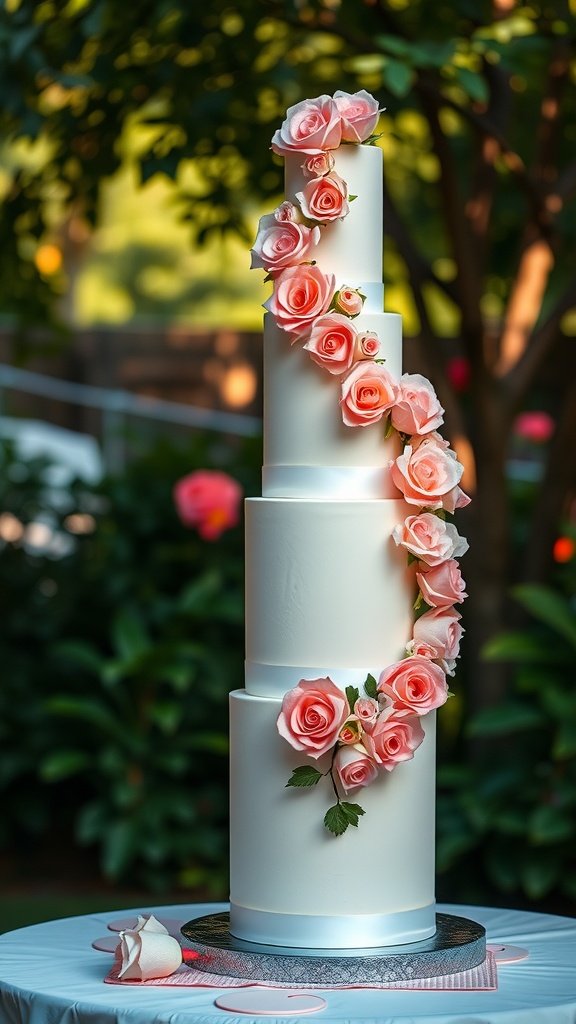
[505,278,576,406]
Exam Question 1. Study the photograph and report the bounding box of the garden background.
[1,0,575,932]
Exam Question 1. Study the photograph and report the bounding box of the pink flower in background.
[297,171,350,223]
[302,152,335,177]
[392,513,469,567]
[250,213,320,275]
[391,373,445,436]
[355,331,380,361]
[341,361,398,427]
[303,313,357,375]
[334,746,379,792]
[265,264,335,338]
[334,286,364,317]
[363,712,424,771]
[334,89,381,143]
[378,656,448,714]
[390,438,470,512]
[446,355,471,393]
[174,470,242,541]
[271,95,342,156]
[416,559,468,608]
[412,606,463,666]
[277,677,349,758]
[514,411,554,443]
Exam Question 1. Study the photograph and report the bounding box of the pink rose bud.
[378,656,449,715]
[275,201,297,222]
[354,331,380,361]
[277,677,349,758]
[265,264,336,339]
[416,559,468,608]
[392,513,468,567]
[390,437,471,512]
[362,711,425,772]
[391,373,445,436]
[303,313,357,375]
[334,746,379,793]
[339,717,361,744]
[302,152,335,177]
[413,606,463,664]
[250,213,320,275]
[405,639,439,661]
[354,697,379,726]
[296,172,349,223]
[333,89,381,143]
[173,470,242,541]
[334,286,364,318]
[341,361,398,427]
[271,95,342,156]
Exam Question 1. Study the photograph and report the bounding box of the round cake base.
[180,911,486,984]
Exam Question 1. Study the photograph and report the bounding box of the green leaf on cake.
[324,801,366,835]
[286,765,323,788]
[383,416,394,439]
[364,674,378,700]
[345,685,359,714]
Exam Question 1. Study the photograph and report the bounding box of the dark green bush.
[0,434,260,891]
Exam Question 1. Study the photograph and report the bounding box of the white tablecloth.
[0,902,575,1023]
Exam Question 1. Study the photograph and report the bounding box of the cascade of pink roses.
[251,91,471,836]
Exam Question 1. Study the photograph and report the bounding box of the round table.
[1,902,575,1023]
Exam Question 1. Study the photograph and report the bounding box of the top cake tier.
[284,144,383,311]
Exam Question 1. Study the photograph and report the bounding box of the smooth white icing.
[285,145,383,307]
[262,312,402,497]
[229,690,436,947]
[245,497,413,690]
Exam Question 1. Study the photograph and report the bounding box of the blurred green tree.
[1,0,575,804]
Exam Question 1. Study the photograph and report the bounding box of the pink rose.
[390,438,471,512]
[354,697,379,727]
[339,717,361,744]
[392,513,469,567]
[514,411,554,444]
[302,152,335,177]
[413,606,463,666]
[265,265,336,338]
[333,89,381,143]
[296,172,349,223]
[354,331,380,361]
[391,373,445,436]
[378,656,448,714]
[250,213,320,275]
[417,559,468,608]
[334,286,364,317]
[334,746,379,793]
[277,677,348,758]
[341,361,398,427]
[173,470,242,541]
[363,712,425,771]
[275,201,297,222]
[271,95,342,156]
[405,639,439,661]
[303,313,357,375]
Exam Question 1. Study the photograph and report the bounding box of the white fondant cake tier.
[229,689,436,948]
[245,497,413,697]
[285,145,383,307]
[262,312,402,499]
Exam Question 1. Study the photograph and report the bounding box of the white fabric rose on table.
[118,915,183,981]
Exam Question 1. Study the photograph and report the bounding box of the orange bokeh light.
[35,243,62,275]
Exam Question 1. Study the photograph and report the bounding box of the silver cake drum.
[181,912,486,985]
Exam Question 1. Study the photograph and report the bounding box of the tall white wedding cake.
[229,92,470,951]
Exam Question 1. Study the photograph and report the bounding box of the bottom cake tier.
[229,689,437,949]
